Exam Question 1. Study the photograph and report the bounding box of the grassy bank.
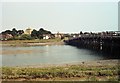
[2,63,120,81]
[1,38,64,46]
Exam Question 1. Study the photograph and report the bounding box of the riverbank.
[1,59,120,81]
[0,39,65,47]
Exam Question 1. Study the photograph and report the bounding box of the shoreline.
[1,40,65,47]
[2,59,120,81]
[2,59,119,68]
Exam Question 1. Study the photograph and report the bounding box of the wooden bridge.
[64,31,120,59]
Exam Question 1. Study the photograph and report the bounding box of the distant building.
[0,34,13,40]
[71,34,80,38]
[55,32,63,39]
[43,34,50,39]
[24,28,33,35]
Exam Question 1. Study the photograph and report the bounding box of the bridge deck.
[64,34,120,59]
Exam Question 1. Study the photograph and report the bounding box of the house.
[24,28,33,35]
[54,32,63,39]
[0,34,13,40]
[43,34,51,39]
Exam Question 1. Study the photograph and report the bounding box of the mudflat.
[2,59,119,81]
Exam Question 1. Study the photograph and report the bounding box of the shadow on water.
[75,46,120,59]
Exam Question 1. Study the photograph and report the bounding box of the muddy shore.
[2,59,119,81]
[12,59,119,68]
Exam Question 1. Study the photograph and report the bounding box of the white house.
[43,34,50,39]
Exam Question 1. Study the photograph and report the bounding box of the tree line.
[31,28,52,39]
[1,28,53,40]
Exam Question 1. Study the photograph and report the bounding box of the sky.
[118,2,120,31]
[1,0,119,33]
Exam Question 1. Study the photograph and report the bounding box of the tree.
[20,34,32,40]
[37,28,52,39]
[2,30,12,34]
[38,28,51,34]
[31,29,38,39]
[80,31,83,35]
[11,28,18,37]
[38,28,45,35]
[17,30,24,35]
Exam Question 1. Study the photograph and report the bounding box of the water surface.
[2,45,104,66]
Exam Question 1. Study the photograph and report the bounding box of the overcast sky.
[1,1,118,33]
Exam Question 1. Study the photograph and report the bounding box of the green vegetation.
[2,65,120,81]
[31,28,52,39]
[1,28,53,40]
[1,38,62,46]
[2,38,61,44]
[2,28,24,38]
[19,34,33,40]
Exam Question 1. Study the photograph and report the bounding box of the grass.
[1,64,120,81]
[1,38,61,44]
[1,38,63,46]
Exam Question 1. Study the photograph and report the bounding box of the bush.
[19,34,33,40]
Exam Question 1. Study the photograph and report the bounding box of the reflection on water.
[2,45,104,66]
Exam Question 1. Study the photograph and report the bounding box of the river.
[2,45,104,66]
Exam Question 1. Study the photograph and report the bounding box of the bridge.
[64,31,120,59]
